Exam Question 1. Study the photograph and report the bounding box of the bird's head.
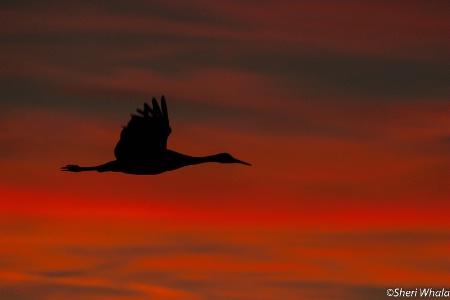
[215,153,251,166]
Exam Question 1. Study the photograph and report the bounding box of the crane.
[62,96,250,175]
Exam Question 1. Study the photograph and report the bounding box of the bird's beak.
[234,158,251,166]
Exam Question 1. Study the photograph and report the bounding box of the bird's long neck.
[184,154,221,165]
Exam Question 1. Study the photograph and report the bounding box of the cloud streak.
[1,1,449,299]
[1,212,450,299]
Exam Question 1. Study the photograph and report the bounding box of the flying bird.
[62,96,250,175]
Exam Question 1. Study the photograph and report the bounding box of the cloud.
[10,282,141,298]
[1,3,449,298]
[1,0,449,105]
[0,277,145,300]
[2,205,450,299]
[2,1,448,58]
[268,280,387,300]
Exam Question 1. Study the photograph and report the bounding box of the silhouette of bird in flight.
[62,96,250,175]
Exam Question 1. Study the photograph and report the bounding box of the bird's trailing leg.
[61,161,118,172]
[61,165,98,172]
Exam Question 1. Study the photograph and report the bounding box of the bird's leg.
[61,161,118,172]
[61,165,98,172]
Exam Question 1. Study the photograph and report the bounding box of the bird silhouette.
[62,96,250,175]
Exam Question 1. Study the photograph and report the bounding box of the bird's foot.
[61,164,81,172]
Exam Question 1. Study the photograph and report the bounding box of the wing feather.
[114,96,171,161]
[161,96,169,122]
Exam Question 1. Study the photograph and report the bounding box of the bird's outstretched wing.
[114,96,171,161]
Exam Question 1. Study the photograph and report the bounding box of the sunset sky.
[1,1,449,299]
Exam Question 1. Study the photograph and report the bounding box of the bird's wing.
[114,96,171,161]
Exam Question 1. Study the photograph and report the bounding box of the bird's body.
[62,96,250,175]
